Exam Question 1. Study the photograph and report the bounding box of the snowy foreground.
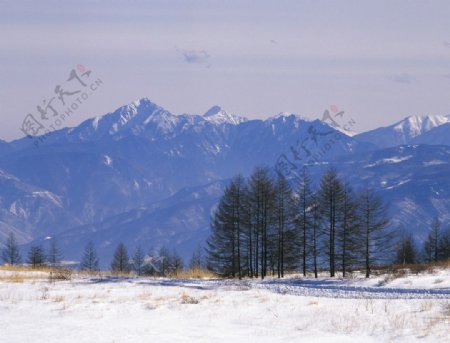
[1,269,449,343]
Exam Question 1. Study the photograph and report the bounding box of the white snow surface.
[1,269,449,342]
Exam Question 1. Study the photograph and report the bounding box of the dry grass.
[173,268,216,279]
[52,295,65,303]
[0,270,50,283]
[0,264,55,273]
[110,271,133,277]
[180,292,199,304]
[0,274,26,283]
[49,269,73,281]
[372,259,450,278]
[137,291,153,301]
[0,265,76,283]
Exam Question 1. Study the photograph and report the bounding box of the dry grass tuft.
[0,274,25,283]
[373,259,450,278]
[49,269,73,281]
[52,295,65,303]
[180,292,199,304]
[110,271,132,277]
[173,268,216,279]
[0,264,55,273]
[0,264,76,283]
[441,301,450,317]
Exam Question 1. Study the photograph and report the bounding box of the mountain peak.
[67,97,169,141]
[202,106,246,125]
[123,97,160,115]
[393,114,450,137]
[271,112,310,122]
[356,113,450,148]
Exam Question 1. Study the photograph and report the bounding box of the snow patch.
[381,155,413,164]
[92,116,101,130]
[103,155,113,167]
[424,160,447,167]
[203,106,246,125]
[31,191,63,207]
[365,155,412,167]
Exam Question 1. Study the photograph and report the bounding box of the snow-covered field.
[1,268,449,343]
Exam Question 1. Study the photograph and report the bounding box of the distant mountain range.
[355,114,450,148]
[1,98,449,266]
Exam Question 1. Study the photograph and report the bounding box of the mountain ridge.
[355,114,450,148]
[1,98,450,264]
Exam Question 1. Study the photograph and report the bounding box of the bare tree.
[318,169,344,277]
[47,238,63,267]
[189,244,204,270]
[158,246,170,276]
[296,168,313,277]
[132,246,145,276]
[274,173,296,278]
[437,228,450,261]
[228,175,245,278]
[27,245,45,269]
[80,241,99,272]
[169,249,184,276]
[1,232,22,266]
[206,175,247,278]
[396,230,417,265]
[337,183,360,276]
[359,188,392,278]
[424,217,441,263]
[247,167,275,279]
[111,243,130,273]
[310,193,321,278]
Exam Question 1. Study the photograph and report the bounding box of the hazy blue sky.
[1,0,450,141]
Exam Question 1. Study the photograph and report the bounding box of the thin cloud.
[387,73,415,84]
[180,49,211,67]
[443,41,450,48]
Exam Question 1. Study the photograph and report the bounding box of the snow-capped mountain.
[0,98,369,260]
[2,98,450,264]
[355,115,450,148]
[2,98,365,223]
[202,105,247,125]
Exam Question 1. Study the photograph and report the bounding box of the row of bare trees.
[1,236,63,269]
[1,235,205,276]
[206,167,395,278]
[395,217,450,265]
